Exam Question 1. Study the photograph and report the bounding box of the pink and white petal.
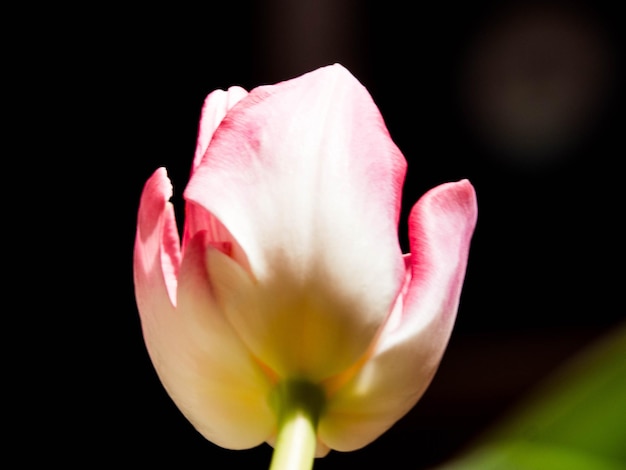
[183,87,250,261]
[319,180,478,451]
[153,231,275,449]
[184,64,406,382]
[191,86,248,174]
[134,168,182,359]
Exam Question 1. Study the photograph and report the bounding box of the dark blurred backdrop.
[59,1,623,468]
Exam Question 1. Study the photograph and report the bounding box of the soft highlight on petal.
[184,63,407,382]
[319,180,478,451]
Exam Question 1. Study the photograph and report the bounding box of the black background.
[41,0,623,467]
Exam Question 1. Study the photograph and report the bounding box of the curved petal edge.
[319,179,478,451]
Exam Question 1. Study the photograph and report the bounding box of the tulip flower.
[134,64,477,469]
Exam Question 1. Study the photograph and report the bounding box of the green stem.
[269,381,325,470]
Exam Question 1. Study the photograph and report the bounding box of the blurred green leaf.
[436,323,626,469]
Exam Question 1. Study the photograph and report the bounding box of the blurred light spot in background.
[459,2,615,170]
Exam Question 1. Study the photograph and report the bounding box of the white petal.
[185,64,407,381]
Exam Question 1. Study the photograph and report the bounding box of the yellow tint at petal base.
[206,248,384,383]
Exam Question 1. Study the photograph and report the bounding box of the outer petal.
[134,169,274,449]
[161,231,274,449]
[134,168,181,352]
[319,180,478,451]
[191,86,249,173]
[183,86,249,259]
[184,64,407,381]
